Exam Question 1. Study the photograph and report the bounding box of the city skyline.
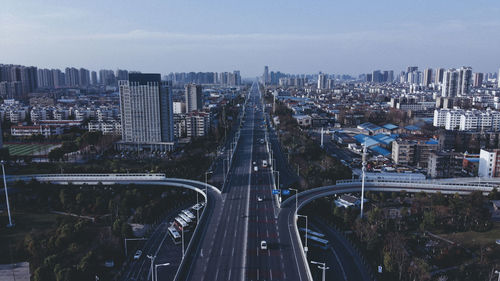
[2,0,500,76]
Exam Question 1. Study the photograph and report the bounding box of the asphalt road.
[120,204,193,281]
[186,82,306,281]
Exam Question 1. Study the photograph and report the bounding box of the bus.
[299,228,326,239]
[178,213,192,224]
[174,217,189,232]
[167,226,181,245]
[305,234,330,250]
[182,210,196,221]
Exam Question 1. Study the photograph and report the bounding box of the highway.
[185,82,307,281]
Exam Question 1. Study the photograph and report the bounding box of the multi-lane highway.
[185,82,307,281]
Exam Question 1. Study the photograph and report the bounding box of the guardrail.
[8,174,220,281]
[281,179,499,281]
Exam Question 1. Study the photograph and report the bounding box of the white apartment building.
[118,73,174,152]
[479,149,500,178]
[88,120,122,135]
[434,109,500,131]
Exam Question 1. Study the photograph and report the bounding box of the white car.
[260,240,267,250]
[257,196,263,202]
[133,250,142,260]
[254,166,258,172]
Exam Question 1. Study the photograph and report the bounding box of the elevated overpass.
[5,173,222,281]
[278,178,500,281]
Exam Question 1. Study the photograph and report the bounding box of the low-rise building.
[427,151,463,178]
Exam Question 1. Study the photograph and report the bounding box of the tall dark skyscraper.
[435,68,445,84]
[263,66,269,85]
[423,68,433,86]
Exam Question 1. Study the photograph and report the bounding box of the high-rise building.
[185,84,203,112]
[317,72,328,89]
[371,70,382,83]
[118,73,174,151]
[473,72,484,88]
[423,68,433,86]
[435,68,445,84]
[457,66,472,96]
[386,70,394,83]
[91,71,98,86]
[99,69,116,86]
[233,70,241,85]
[263,66,269,85]
[79,68,90,87]
[65,67,80,87]
[442,69,459,97]
[407,66,418,73]
[498,68,500,88]
[116,69,129,81]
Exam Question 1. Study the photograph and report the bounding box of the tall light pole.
[311,260,329,281]
[361,141,367,219]
[1,161,13,227]
[297,214,308,258]
[124,237,147,256]
[147,255,156,281]
[205,171,213,202]
[320,127,324,148]
[155,262,170,281]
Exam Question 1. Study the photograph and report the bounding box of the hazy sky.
[1,0,499,76]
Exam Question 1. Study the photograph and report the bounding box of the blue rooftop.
[426,139,439,145]
[358,122,382,132]
[372,134,396,145]
[382,123,398,130]
[370,145,391,157]
[404,125,421,131]
[354,134,380,147]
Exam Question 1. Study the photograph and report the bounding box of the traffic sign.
[282,189,290,195]
[272,189,281,195]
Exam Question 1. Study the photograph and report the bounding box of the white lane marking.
[270,269,273,280]
[215,267,220,280]
[331,246,348,281]
[241,86,255,281]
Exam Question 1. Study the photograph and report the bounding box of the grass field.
[0,211,62,263]
[4,143,60,156]
[440,222,500,248]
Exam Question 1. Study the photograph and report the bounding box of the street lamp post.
[147,255,156,281]
[311,261,329,281]
[297,214,308,258]
[1,161,13,227]
[124,238,148,257]
[205,171,213,201]
[154,262,170,281]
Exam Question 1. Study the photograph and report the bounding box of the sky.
[1,0,500,77]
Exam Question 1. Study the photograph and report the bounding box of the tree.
[121,222,133,238]
[420,210,436,231]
